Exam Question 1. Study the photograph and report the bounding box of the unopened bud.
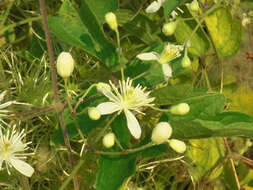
[56,52,75,78]
[189,0,200,12]
[181,54,191,68]
[105,12,118,31]
[168,139,186,153]
[88,107,101,120]
[96,82,111,94]
[162,20,178,36]
[151,122,172,145]
[103,133,115,148]
[170,103,190,115]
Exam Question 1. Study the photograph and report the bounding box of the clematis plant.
[136,43,184,81]
[96,78,155,139]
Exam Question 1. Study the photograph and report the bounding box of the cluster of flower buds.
[151,122,186,153]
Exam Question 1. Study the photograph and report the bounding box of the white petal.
[124,110,141,139]
[0,101,13,109]
[162,63,172,81]
[96,102,121,115]
[136,52,159,61]
[145,1,162,13]
[10,158,34,177]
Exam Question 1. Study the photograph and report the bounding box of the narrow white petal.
[0,101,13,109]
[145,1,162,13]
[136,52,159,61]
[10,158,34,177]
[125,110,141,139]
[162,63,172,81]
[96,102,121,115]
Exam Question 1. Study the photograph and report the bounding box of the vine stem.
[39,0,79,189]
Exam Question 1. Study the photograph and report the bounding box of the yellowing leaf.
[187,138,225,181]
[205,8,242,58]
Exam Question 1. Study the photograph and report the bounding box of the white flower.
[145,0,166,13]
[96,78,155,139]
[146,1,184,20]
[136,43,183,81]
[0,127,34,177]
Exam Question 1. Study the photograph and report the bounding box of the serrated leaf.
[205,8,242,58]
[96,155,136,190]
[187,138,225,181]
[174,19,209,56]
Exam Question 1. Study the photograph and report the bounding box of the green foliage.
[163,0,184,20]
[96,155,136,190]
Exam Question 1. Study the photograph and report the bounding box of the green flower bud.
[105,12,118,31]
[103,133,115,148]
[56,52,75,78]
[151,122,172,145]
[162,20,178,36]
[189,0,200,12]
[181,54,191,68]
[88,107,101,120]
[96,82,111,94]
[170,103,190,115]
[168,139,186,153]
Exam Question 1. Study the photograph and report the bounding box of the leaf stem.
[87,142,154,156]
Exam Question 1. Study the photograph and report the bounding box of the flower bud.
[151,122,172,145]
[168,139,186,153]
[105,12,118,31]
[56,52,74,78]
[189,0,200,12]
[170,103,190,115]
[162,20,178,36]
[181,54,191,68]
[103,133,115,148]
[96,82,111,94]
[88,107,101,120]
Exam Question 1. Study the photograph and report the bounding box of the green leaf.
[151,84,206,105]
[187,138,225,181]
[170,120,213,139]
[115,9,135,26]
[195,111,253,138]
[122,13,161,45]
[77,0,118,68]
[48,0,99,59]
[163,0,183,20]
[168,93,226,120]
[205,8,242,58]
[222,161,239,190]
[96,155,136,190]
[174,15,210,56]
[111,113,131,148]
[86,0,118,23]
